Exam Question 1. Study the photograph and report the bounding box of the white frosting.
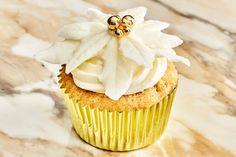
[37,7,190,100]
[71,57,167,95]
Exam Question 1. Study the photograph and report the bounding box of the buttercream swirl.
[37,7,190,100]
[71,57,167,95]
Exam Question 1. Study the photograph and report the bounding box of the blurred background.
[0,0,235,157]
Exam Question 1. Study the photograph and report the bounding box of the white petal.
[87,8,111,24]
[120,36,154,68]
[135,20,169,31]
[99,37,133,100]
[58,22,106,40]
[136,29,183,49]
[36,40,78,64]
[160,33,183,48]
[118,7,147,24]
[155,48,190,66]
[66,32,111,73]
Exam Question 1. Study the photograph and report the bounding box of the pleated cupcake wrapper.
[58,68,177,151]
[60,88,176,151]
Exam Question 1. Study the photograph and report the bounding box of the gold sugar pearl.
[107,15,121,30]
[121,15,135,28]
[123,28,131,36]
[114,29,123,37]
[107,14,135,37]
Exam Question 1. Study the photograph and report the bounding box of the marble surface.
[0,0,236,156]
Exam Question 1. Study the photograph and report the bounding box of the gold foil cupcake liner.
[58,69,177,151]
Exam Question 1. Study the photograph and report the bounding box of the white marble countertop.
[0,0,236,156]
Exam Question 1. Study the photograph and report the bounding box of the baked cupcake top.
[37,7,190,100]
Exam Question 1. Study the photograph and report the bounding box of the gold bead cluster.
[107,15,135,37]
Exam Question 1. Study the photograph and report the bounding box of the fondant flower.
[37,7,190,100]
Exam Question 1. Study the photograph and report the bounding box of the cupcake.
[37,7,190,151]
